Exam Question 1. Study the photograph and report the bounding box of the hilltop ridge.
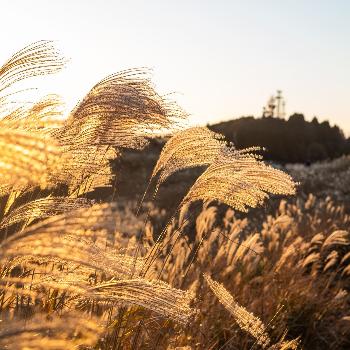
[209,114,350,163]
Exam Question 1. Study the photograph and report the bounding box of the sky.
[1,0,349,134]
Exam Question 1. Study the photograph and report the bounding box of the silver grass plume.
[5,274,195,324]
[0,203,117,248]
[55,68,186,150]
[181,150,296,212]
[6,235,146,280]
[0,40,65,95]
[2,94,65,133]
[50,145,118,193]
[204,274,271,348]
[0,203,145,279]
[0,124,64,194]
[0,94,67,194]
[48,69,187,190]
[85,278,195,324]
[148,127,227,198]
[322,230,349,249]
[0,196,92,230]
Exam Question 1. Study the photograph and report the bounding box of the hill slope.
[209,114,350,163]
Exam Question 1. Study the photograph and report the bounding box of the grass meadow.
[0,42,349,349]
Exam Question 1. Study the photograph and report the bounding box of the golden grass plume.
[204,273,271,348]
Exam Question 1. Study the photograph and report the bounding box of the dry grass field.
[0,42,349,349]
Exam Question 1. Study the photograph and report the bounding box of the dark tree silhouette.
[210,114,349,163]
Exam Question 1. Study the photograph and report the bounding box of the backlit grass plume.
[151,127,226,184]
[5,235,146,280]
[48,69,188,192]
[0,40,65,95]
[0,41,66,195]
[181,151,296,212]
[0,196,91,230]
[204,273,271,348]
[85,278,195,324]
[0,203,148,281]
[0,125,63,194]
[145,127,227,201]
[55,68,186,150]
[51,145,118,194]
[0,203,117,248]
[2,94,64,133]
[2,273,194,325]
[146,126,295,212]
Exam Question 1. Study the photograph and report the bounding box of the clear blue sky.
[1,0,349,134]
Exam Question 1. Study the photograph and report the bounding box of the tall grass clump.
[1,41,348,349]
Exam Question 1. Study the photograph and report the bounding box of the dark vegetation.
[209,114,350,163]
